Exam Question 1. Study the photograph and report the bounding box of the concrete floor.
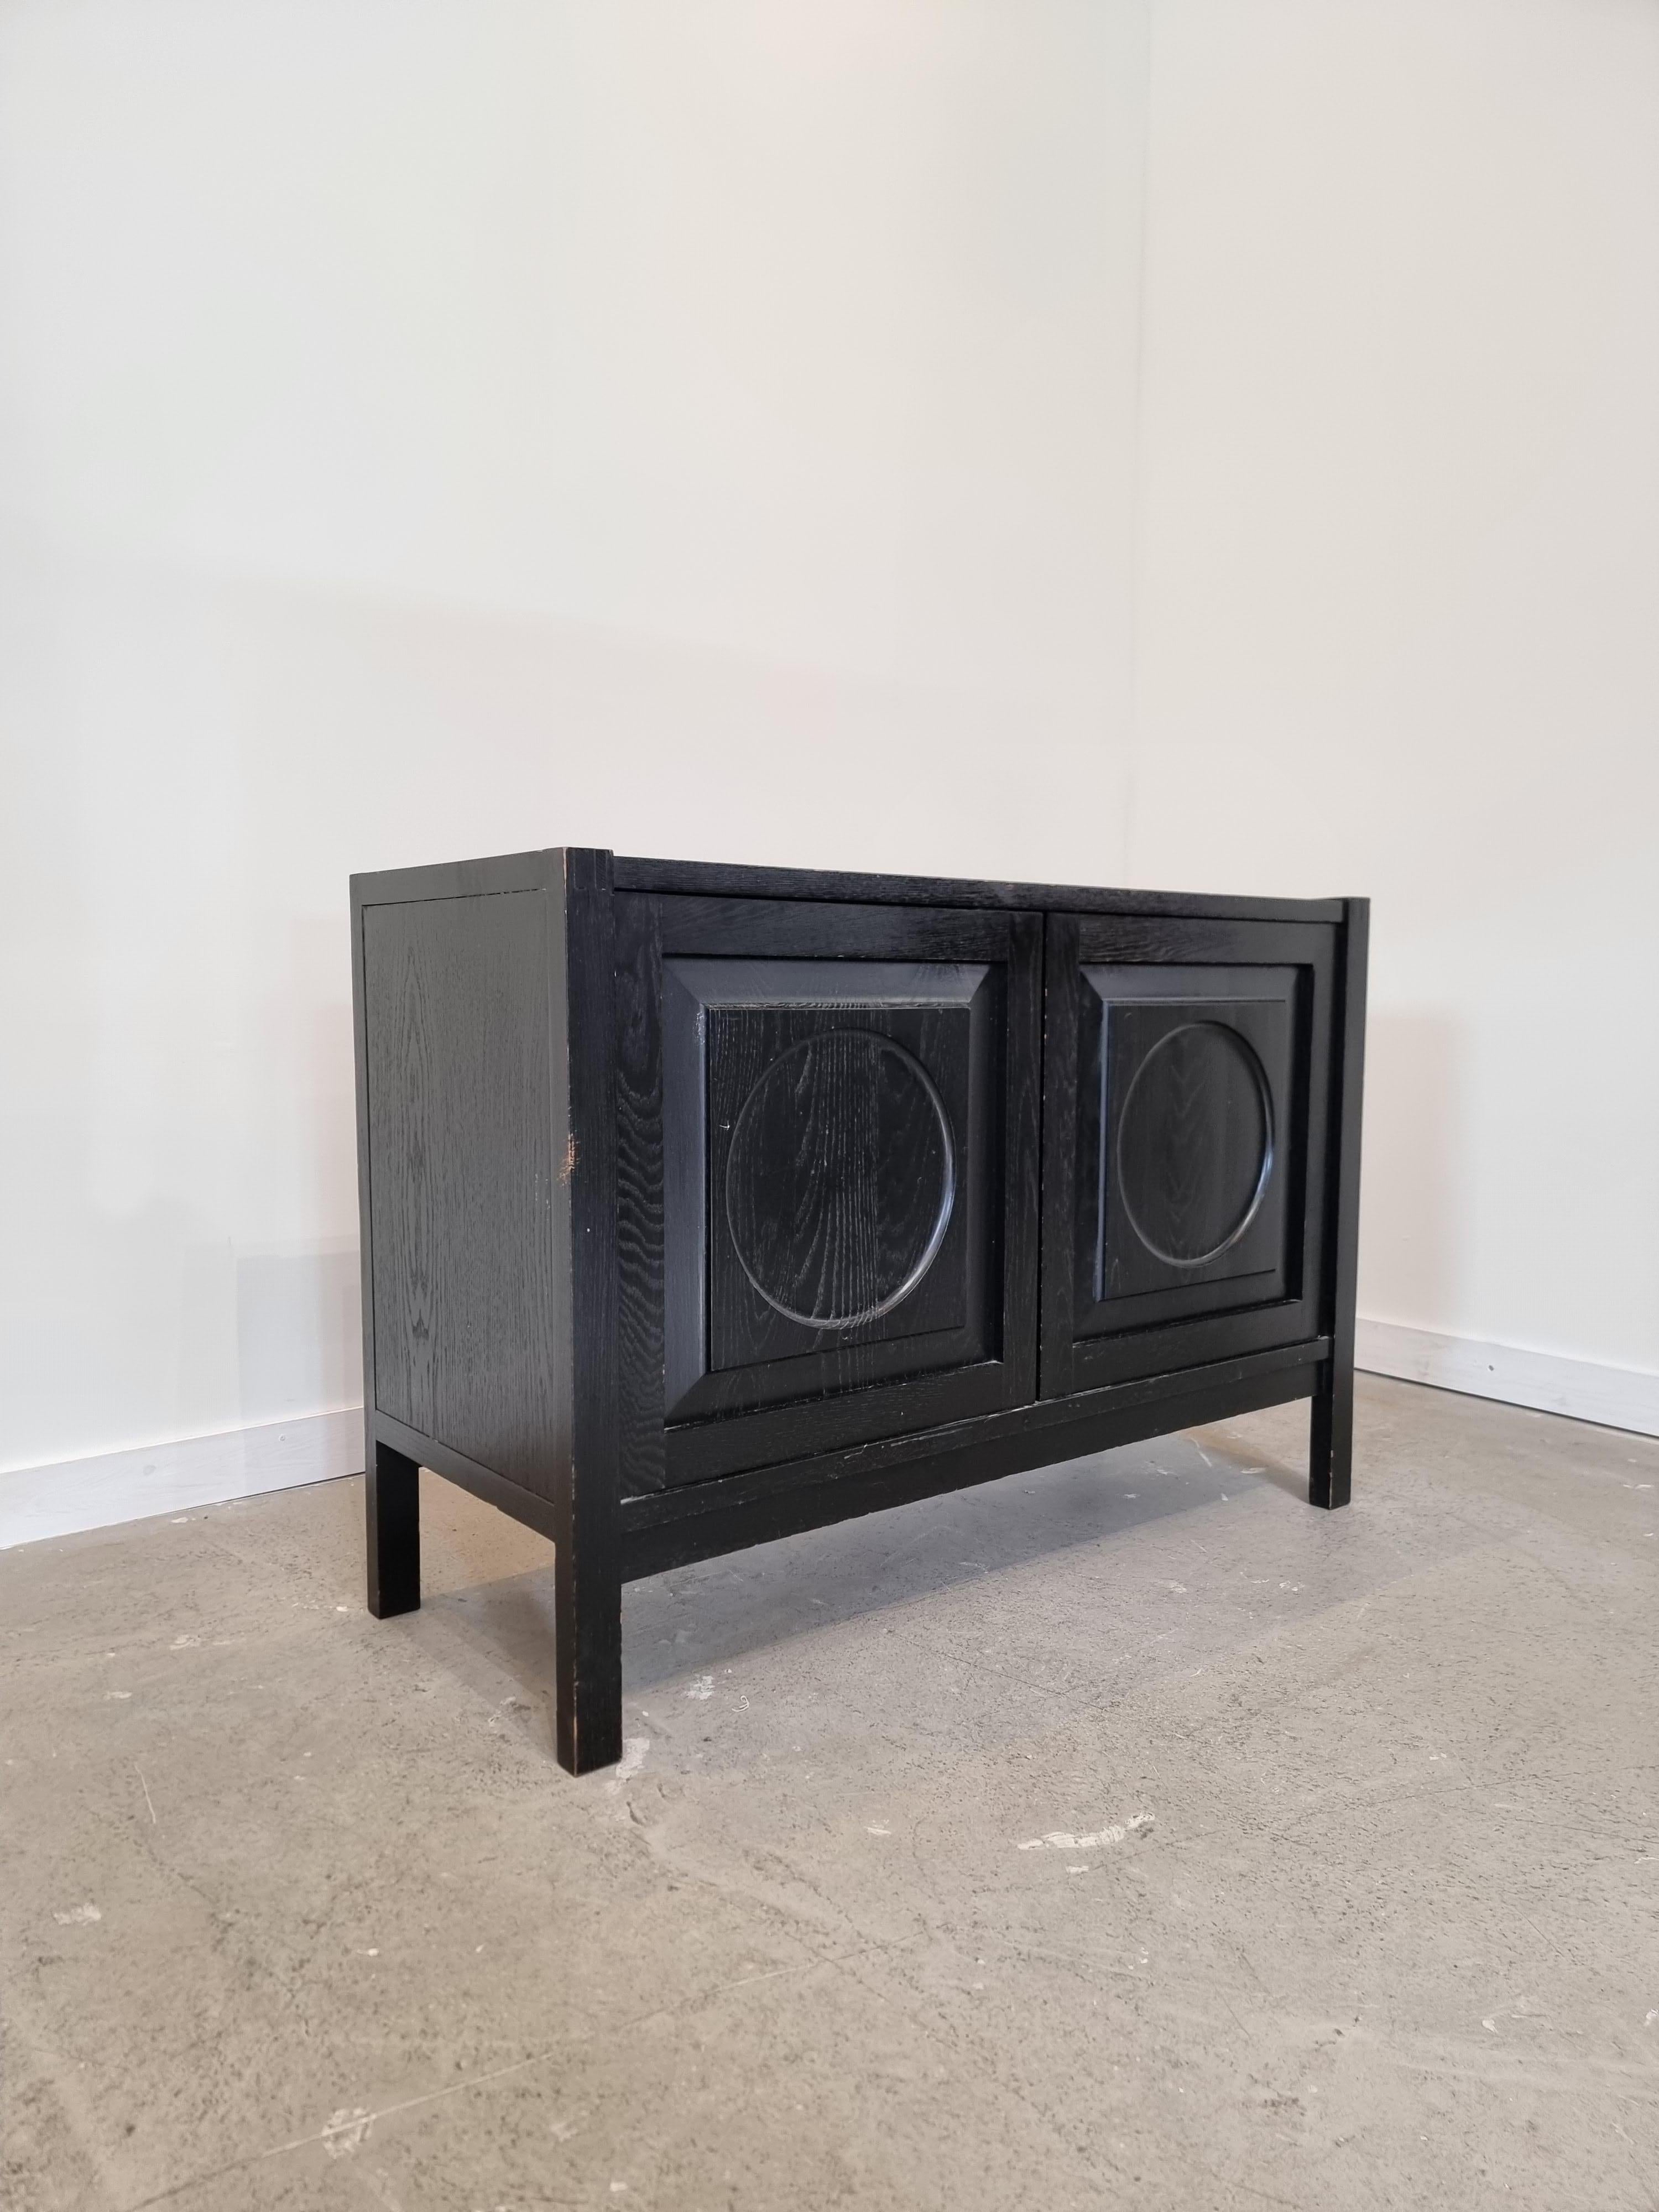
[2,1377,1656,2212]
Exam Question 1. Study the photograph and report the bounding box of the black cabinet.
[353,851,1366,1772]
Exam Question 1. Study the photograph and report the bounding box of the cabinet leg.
[1310,1362,1353,1511]
[555,1547,623,1776]
[367,1438,421,1616]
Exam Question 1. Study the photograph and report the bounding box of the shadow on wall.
[1357,1011,1461,1327]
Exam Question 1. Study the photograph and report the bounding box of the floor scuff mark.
[1017,1814,1154,1853]
[607,1736,650,1794]
[321,2106,373,2158]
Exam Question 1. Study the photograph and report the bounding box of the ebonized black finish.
[352,849,1368,1773]
[626,896,1042,1485]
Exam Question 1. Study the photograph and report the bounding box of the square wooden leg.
[554,1541,623,1776]
[367,1437,421,1616]
[1310,1363,1353,1511]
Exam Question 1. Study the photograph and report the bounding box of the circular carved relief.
[1116,1021,1274,1267]
[724,1031,956,1329]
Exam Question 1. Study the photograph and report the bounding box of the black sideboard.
[352,851,1366,1773]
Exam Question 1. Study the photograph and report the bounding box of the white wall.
[0,1,1151,1481]
[3,0,1656,1515]
[1131,0,1659,1389]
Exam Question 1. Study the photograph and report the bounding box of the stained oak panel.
[613,852,1344,926]
[621,1340,1332,1578]
[362,889,561,1495]
[1117,1023,1270,1264]
[662,958,995,1425]
[715,1019,962,1339]
[1082,966,1297,1327]
[1041,920,1335,1395]
[608,899,1042,1488]
[613,890,666,1493]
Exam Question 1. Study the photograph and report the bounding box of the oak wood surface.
[352,844,1345,926]
[617,853,1344,925]
[613,892,666,1493]
[622,1342,1328,1578]
[361,886,561,1494]
[549,849,624,1771]
[719,1025,957,1333]
[1312,899,1370,1509]
[614,898,1043,1486]
[660,894,1011,960]
[1041,914,1336,1396]
[1074,966,1301,1338]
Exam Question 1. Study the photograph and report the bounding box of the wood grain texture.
[723,1029,954,1327]
[1074,914,1331,968]
[658,959,990,1424]
[362,887,560,1493]
[642,906,1042,1483]
[660,895,1011,961]
[623,1341,1328,1579]
[630,1336,1329,1537]
[1038,912,1082,1400]
[351,849,554,909]
[613,892,666,1494]
[666,1362,1013,1485]
[1311,898,1370,1510]
[1041,916,1335,1395]
[999,911,1044,1408]
[618,853,1344,925]
[350,866,384,1586]
[1084,972,1296,1316]
[707,1003,971,1363]
[374,1409,561,1546]
[1115,1022,1271,1264]
[549,849,623,1772]
[665,944,1003,1442]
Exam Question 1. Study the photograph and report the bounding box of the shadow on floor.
[410,1417,1311,1717]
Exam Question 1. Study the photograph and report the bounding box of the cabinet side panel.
[351,886,378,1485]
[362,890,560,1495]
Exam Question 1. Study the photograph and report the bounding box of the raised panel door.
[616,895,1043,1487]
[1041,915,1337,1393]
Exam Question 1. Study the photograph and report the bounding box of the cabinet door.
[1040,914,1338,1394]
[615,894,1042,1488]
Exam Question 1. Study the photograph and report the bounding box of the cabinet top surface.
[352,848,1356,924]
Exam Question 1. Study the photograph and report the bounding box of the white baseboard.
[0,1408,363,1551]
[1356,1320,1659,1439]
